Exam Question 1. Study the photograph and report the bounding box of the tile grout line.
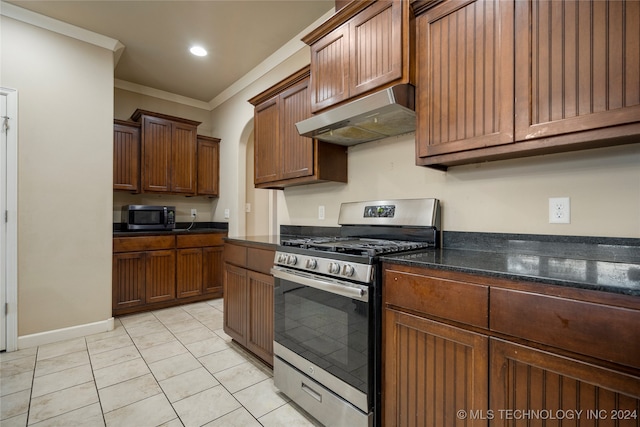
[6,300,303,427]
[85,335,109,427]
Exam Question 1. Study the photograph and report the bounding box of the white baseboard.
[18,317,115,349]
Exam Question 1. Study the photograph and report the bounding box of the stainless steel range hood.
[295,84,415,146]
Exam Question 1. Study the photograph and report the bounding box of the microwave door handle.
[271,267,368,302]
[163,206,168,227]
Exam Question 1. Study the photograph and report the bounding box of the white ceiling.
[7,0,334,104]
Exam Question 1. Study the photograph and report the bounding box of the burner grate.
[280,237,433,256]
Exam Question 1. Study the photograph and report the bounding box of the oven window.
[274,278,370,394]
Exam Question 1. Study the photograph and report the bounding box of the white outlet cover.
[318,205,325,220]
[224,208,230,219]
[549,197,570,224]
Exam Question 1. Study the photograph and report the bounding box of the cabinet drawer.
[491,288,640,369]
[247,248,275,275]
[384,267,489,329]
[113,235,175,253]
[224,243,247,267]
[176,233,225,248]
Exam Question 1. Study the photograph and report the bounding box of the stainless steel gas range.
[272,198,440,427]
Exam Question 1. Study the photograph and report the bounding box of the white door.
[1,91,8,351]
[1,88,18,352]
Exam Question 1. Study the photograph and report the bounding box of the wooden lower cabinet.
[382,263,640,427]
[176,248,203,299]
[145,249,176,303]
[202,246,224,294]
[384,308,489,427]
[113,232,225,316]
[223,242,275,366]
[112,252,146,310]
[491,339,640,427]
[223,264,248,344]
[246,271,274,364]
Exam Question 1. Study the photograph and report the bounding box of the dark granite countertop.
[224,235,279,249]
[113,222,228,237]
[382,232,640,297]
[180,228,640,297]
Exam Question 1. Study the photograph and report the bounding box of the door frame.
[1,87,18,352]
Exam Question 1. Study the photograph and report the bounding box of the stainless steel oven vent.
[295,84,415,146]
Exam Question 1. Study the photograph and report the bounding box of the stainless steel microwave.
[122,205,176,231]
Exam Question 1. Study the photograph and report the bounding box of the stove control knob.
[286,255,298,266]
[328,262,341,275]
[305,258,318,270]
[342,264,355,277]
[277,254,287,264]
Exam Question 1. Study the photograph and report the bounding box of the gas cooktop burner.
[281,237,432,257]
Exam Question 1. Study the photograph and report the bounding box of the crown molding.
[114,79,212,111]
[1,1,125,66]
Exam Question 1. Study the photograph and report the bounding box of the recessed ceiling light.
[190,46,207,57]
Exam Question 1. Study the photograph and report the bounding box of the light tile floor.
[0,299,323,427]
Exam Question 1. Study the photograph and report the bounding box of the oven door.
[272,266,372,414]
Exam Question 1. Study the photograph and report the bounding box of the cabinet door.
[349,0,403,97]
[280,79,314,180]
[145,249,176,304]
[514,0,640,142]
[142,116,172,192]
[416,0,515,158]
[384,309,489,427]
[310,23,350,112]
[203,246,224,294]
[171,122,197,194]
[196,136,220,196]
[491,338,640,427]
[223,263,248,345]
[254,98,280,185]
[113,122,140,192]
[246,271,274,365]
[176,248,203,299]
[112,252,145,309]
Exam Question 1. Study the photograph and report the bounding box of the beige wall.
[211,50,640,239]
[1,17,114,335]
[284,136,640,237]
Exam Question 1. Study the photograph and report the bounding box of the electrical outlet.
[245,203,251,213]
[224,208,230,219]
[190,208,197,218]
[318,205,325,220]
[549,197,570,224]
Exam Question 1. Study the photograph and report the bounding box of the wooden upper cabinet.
[254,98,280,185]
[280,79,314,180]
[309,24,350,111]
[196,135,220,197]
[514,0,640,141]
[350,0,404,96]
[304,0,413,113]
[170,122,197,194]
[249,66,348,189]
[415,0,640,169]
[132,109,200,195]
[415,0,515,159]
[141,114,172,192]
[113,120,141,192]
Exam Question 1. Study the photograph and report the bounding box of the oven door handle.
[271,267,369,302]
